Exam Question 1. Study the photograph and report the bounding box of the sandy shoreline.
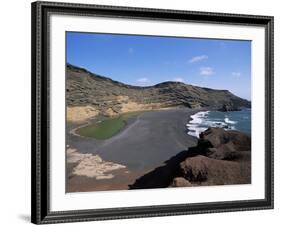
[66,107,201,192]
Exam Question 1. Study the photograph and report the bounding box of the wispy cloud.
[200,67,214,76]
[173,77,185,83]
[232,72,241,78]
[189,55,208,63]
[128,47,134,54]
[136,77,151,86]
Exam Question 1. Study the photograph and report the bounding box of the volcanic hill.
[66,64,250,123]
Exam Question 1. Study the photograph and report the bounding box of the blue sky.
[66,32,251,100]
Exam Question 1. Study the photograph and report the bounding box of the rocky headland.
[129,127,251,189]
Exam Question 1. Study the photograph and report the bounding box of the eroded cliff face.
[66,64,251,122]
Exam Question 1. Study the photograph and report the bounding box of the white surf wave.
[224,117,237,124]
[186,111,237,138]
[186,111,209,138]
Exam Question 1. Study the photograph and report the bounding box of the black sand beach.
[66,108,199,192]
[69,108,198,168]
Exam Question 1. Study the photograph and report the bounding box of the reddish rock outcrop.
[175,128,251,187]
[198,128,251,161]
[179,155,251,186]
[130,127,251,189]
[170,177,192,187]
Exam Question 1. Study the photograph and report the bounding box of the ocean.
[186,108,251,138]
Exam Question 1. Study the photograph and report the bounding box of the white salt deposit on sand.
[67,148,126,179]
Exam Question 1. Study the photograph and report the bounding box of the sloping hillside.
[66,64,250,122]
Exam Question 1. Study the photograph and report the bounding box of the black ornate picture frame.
[31,1,274,224]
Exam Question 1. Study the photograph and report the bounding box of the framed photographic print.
[31,1,274,224]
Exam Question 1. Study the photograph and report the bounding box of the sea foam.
[224,116,237,124]
[186,111,237,138]
[186,111,210,138]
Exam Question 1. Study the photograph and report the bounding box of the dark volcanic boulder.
[173,128,251,187]
[170,177,192,187]
[198,128,251,161]
[130,128,251,189]
[179,155,251,185]
[203,127,251,148]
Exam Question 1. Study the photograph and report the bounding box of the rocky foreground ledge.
[129,128,251,189]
